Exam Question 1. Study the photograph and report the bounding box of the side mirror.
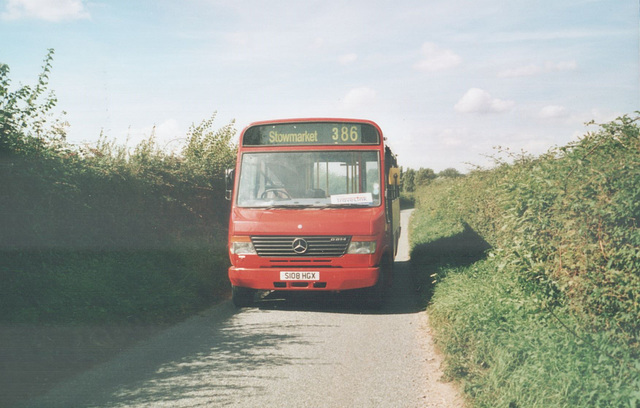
[388,167,400,186]
[225,168,235,201]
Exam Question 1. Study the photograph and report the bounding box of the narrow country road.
[23,209,463,408]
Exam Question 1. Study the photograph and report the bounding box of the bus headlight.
[230,236,257,255]
[347,241,376,254]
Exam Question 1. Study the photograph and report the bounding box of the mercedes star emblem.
[292,238,309,254]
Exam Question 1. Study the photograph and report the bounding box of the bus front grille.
[251,236,351,257]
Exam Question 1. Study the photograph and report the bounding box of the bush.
[410,114,640,407]
[1,50,236,324]
[421,115,640,344]
[428,259,640,408]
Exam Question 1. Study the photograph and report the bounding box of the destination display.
[242,122,380,146]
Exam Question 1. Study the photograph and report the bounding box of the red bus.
[225,118,401,307]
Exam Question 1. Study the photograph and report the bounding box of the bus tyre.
[231,285,256,308]
[382,252,394,288]
[366,277,385,309]
[365,271,384,309]
[367,254,392,309]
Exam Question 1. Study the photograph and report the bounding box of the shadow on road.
[22,302,315,408]
[24,267,426,407]
[254,259,423,316]
[20,208,427,407]
[410,222,491,306]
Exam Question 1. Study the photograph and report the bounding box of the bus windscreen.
[242,122,380,146]
[236,151,381,208]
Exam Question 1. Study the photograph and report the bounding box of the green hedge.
[425,115,639,343]
[1,50,236,324]
[410,114,640,407]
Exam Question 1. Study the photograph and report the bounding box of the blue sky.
[1,0,638,171]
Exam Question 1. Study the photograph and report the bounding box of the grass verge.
[425,256,640,407]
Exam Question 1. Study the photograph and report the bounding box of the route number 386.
[332,126,359,143]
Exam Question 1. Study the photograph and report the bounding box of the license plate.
[280,271,320,281]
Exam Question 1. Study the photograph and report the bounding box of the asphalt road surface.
[23,209,463,408]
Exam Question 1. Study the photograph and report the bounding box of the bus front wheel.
[366,254,393,308]
[231,285,256,308]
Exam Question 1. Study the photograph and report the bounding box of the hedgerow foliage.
[411,115,640,406]
[1,51,236,323]
[495,118,637,343]
[418,116,640,343]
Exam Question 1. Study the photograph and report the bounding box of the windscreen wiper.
[261,204,325,209]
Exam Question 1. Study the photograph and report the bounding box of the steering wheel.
[261,188,292,200]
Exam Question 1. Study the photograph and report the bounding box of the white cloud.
[437,128,465,147]
[498,60,577,78]
[578,108,623,125]
[539,105,569,119]
[340,87,377,110]
[548,61,578,71]
[414,42,462,72]
[153,119,183,149]
[225,32,250,47]
[498,64,542,78]
[1,0,90,21]
[482,29,628,43]
[121,119,183,152]
[454,88,515,114]
[338,53,358,65]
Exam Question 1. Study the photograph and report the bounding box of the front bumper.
[229,266,380,291]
